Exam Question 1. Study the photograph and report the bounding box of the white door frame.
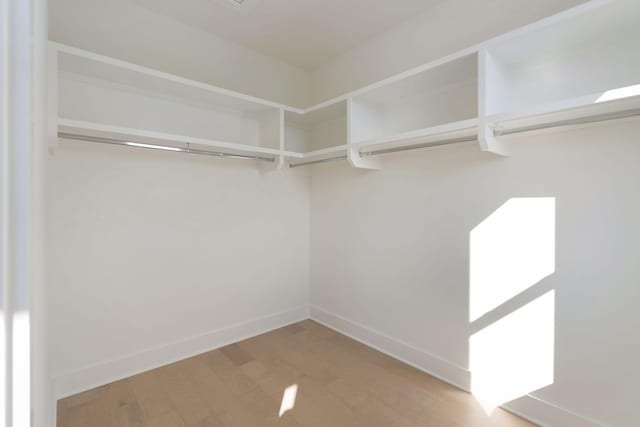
[1,0,49,426]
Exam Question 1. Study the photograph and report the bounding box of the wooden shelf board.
[54,43,300,115]
[58,118,281,156]
[352,119,478,150]
[489,90,640,133]
[300,145,349,158]
[283,144,348,160]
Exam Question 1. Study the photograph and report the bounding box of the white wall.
[48,0,309,107]
[309,0,587,103]
[309,120,640,427]
[48,141,310,394]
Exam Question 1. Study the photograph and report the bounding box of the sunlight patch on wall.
[0,310,4,422]
[13,311,30,426]
[595,84,640,103]
[470,291,555,411]
[469,197,556,411]
[469,197,555,322]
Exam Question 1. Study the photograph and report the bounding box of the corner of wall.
[309,305,604,427]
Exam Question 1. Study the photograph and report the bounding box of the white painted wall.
[309,0,587,104]
[47,141,310,392]
[309,120,640,427]
[48,0,310,107]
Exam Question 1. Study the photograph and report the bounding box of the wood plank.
[219,343,255,366]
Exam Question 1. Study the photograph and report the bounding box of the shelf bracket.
[478,122,509,156]
[260,109,285,172]
[478,48,510,157]
[348,147,380,170]
[347,97,381,170]
[259,154,284,172]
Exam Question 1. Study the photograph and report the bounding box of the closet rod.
[360,135,477,157]
[57,132,276,162]
[288,135,476,168]
[493,107,640,136]
[289,155,348,168]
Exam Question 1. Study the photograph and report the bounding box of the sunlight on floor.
[279,384,298,417]
[469,198,555,322]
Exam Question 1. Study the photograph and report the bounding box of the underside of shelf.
[285,145,347,168]
[352,119,478,152]
[489,91,640,136]
[58,119,282,158]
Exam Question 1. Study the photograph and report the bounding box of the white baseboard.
[310,305,604,427]
[311,305,471,389]
[52,305,309,400]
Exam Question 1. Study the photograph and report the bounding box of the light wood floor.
[57,320,536,427]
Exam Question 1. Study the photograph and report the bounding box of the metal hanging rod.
[61,106,640,168]
[289,155,348,168]
[57,132,276,163]
[493,107,640,137]
[360,135,477,157]
[289,135,476,168]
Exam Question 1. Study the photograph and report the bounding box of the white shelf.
[284,100,348,158]
[50,1,640,169]
[58,119,281,157]
[300,145,349,158]
[489,89,640,134]
[286,145,348,168]
[484,0,640,117]
[351,119,478,151]
[288,145,348,163]
[55,43,296,114]
[349,54,478,145]
[53,43,286,162]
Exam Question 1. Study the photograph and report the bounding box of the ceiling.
[133,0,443,70]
